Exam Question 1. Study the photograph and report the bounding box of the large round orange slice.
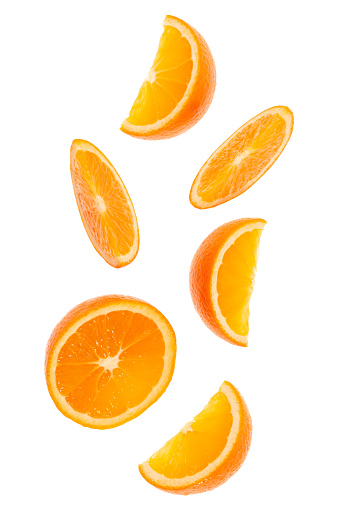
[139,381,252,494]
[190,106,294,208]
[190,218,266,346]
[70,139,139,268]
[121,15,216,140]
[45,295,176,429]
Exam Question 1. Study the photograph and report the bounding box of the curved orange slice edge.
[190,106,294,208]
[190,218,266,346]
[139,381,252,495]
[70,139,139,268]
[121,15,216,140]
[45,295,176,429]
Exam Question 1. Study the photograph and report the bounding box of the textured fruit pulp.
[56,310,165,417]
[73,150,134,257]
[198,113,287,201]
[148,391,233,478]
[217,229,263,336]
[127,26,193,126]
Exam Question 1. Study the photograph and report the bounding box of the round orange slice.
[45,295,176,429]
[121,15,216,140]
[190,218,266,347]
[139,381,252,495]
[190,106,294,208]
[70,139,139,268]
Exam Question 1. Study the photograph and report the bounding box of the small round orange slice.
[190,106,294,208]
[45,295,176,429]
[139,381,252,494]
[70,139,139,268]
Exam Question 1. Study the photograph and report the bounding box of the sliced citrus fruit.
[139,381,252,494]
[70,139,139,268]
[45,295,176,429]
[190,218,266,346]
[121,15,216,140]
[190,106,294,208]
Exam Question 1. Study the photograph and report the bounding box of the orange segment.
[139,381,252,494]
[128,26,192,126]
[148,391,232,478]
[70,139,139,268]
[217,228,263,336]
[121,15,216,140]
[190,106,294,208]
[45,295,176,429]
[189,218,266,347]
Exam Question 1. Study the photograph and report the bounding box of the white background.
[1,0,338,507]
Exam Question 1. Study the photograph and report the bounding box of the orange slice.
[190,218,266,346]
[190,106,294,208]
[121,15,216,140]
[45,295,176,429]
[139,381,252,495]
[70,139,139,268]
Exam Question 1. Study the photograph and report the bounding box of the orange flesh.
[73,150,135,258]
[217,229,263,336]
[126,26,192,126]
[197,113,287,202]
[56,310,165,418]
[148,391,232,478]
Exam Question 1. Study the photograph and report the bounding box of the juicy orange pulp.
[45,296,176,428]
[56,310,165,417]
[189,218,266,346]
[126,25,193,126]
[121,15,216,139]
[71,140,139,268]
[148,391,232,478]
[74,150,135,258]
[217,228,263,336]
[139,381,252,494]
[190,106,294,208]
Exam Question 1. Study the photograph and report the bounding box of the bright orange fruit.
[70,139,139,268]
[139,381,252,494]
[190,106,294,208]
[190,218,266,346]
[121,15,216,140]
[45,295,176,429]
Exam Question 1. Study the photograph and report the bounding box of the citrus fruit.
[45,295,176,429]
[190,218,266,346]
[190,106,294,208]
[70,139,139,268]
[121,15,216,140]
[139,381,252,494]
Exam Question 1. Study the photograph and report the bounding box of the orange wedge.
[45,295,176,429]
[190,218,266,346]
[121,15,216,140]
[70,139,139,268]
[190,106,294,208]
[139,381,252,495]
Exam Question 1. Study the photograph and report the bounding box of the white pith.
[191,106,294,208]
[70,139,139,267]
[181,420,194,434]
[98,355,119,371]
[47,300,176,428]
[94,195,106,213]
[211,221,266,346]
[139,382,240,489]
[121,15,199,135]
[146,68,157,84]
